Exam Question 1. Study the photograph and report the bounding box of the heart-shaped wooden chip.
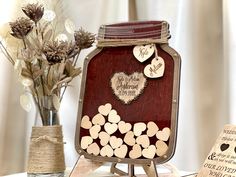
[110,72,147,104]
[108,110,121,123]
[80,136,93,150]
[87,143,100,156]
[136,135,150,148]
[129,144,142,159]
[133,44,155,62]
[118,121,132,134]
[134,122,147,136]
[98,103,112,116]
[92,113,105,126]
[147,121,159,137]
[156,127,171,141]
[99,131,110,146]
[124,131,136,146]
[114,145,128,158]
[100,145,113,157]
[142,145,156,159]
[89,125,101,139]
[81,115,92,129]
[104,122,118,135]
[110,136,123,149]
[156,140,168,157]
[144,57,165,78]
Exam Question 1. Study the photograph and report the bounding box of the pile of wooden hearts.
[80,103,170,159]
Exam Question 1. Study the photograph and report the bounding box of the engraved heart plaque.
[110,72,147,104]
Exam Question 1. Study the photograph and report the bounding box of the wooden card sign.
[197,125,236,177]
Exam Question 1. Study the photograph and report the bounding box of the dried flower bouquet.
[0,3,95,125]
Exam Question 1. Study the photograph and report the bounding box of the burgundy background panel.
[80,45,174,141]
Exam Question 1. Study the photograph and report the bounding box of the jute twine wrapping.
[96,38,169,47]
[27,125,65,174]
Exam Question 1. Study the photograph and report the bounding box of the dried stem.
[60,51,81,101]
[73,49,81,66]
[47,65,51,85]
[28,63,44,124]
[35,22,39,36]
[60,83,67,101]
[0,41,15,65]
[38,60,45,98]
[22,37,27,49]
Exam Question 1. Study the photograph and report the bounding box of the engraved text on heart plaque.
[110,72,147,104]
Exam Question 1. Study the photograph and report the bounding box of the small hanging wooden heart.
[144,57,165,78]
[110,72,147,104]
[133,44,155,62]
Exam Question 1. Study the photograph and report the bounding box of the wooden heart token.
[156,140,168,157]
[133,44,155,62]
[100,145,113,157]
[124,131,136,146]
[99,131,110,146]
[110,72,147,104]
[142,145,156,159]
[134,122,146,136]
[114,145,128,158]
[110,136,123,149]
[129,144,142,159]
[98,103,112,116]
[156,127,171,141]
[92,113,105,126]
[136,135,150,148]
[87,142,100,156]
[89,125,101,139]
[81,115,92,129]
[80,136,93,150]
[147,121,159,137]
[104,122,118,135]
[144,57,165,78]
[108,110,121,123]
[118,121,132,134]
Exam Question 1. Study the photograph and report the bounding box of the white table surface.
[3,165,197,177]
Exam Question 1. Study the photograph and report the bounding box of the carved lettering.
[111,72,147,104]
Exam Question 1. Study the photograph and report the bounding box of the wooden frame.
[74,43,181,165]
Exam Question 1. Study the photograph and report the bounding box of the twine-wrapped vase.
[27,125,65,176]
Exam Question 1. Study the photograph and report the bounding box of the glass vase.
[41,96,60,126]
